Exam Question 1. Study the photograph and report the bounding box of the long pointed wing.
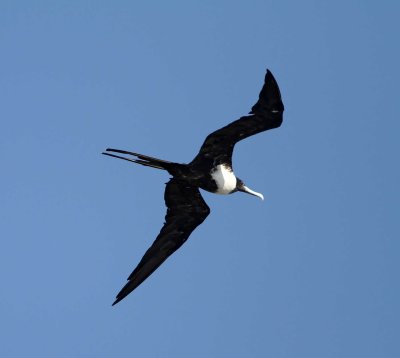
[112,178,210,305]
[190,69,284,168]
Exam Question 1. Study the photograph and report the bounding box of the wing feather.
[112,178,210,305]
[190,69,284,168]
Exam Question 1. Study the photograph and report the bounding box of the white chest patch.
[211,164,237,194]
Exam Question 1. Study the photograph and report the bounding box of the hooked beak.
[238,185,264,200]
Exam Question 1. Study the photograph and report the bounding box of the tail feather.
[102,148,173,171]
[106,148,172,165]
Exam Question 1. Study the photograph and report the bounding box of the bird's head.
[235,178,264,200]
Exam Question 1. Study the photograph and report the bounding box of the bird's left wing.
[112,178,210,305]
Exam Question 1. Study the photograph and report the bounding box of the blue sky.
[1,1,399,357]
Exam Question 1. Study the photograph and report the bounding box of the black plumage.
[103,69,284,305]
[190,69,283,170]
[111,178,209,306]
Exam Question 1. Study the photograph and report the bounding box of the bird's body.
[210,164,237,194]
[103,69,284,305]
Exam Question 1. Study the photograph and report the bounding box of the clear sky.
[1,1,399,357]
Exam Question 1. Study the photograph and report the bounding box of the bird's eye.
[271,109,280,113]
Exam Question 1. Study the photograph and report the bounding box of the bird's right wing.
[112,178,210,305]
[190,69,284,168]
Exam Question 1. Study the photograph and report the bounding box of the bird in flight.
[103,69,284,305]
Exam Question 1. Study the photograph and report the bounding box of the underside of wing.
[191,69,284,168]
[112,178,210,305]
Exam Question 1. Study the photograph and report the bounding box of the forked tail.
[102,148,173,170]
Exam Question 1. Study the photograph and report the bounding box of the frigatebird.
[103,69,284,305]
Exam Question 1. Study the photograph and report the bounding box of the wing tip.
[112,289,128,306]
[265,68,278,86]
[249,68,283,115]
[112,297,121,306]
